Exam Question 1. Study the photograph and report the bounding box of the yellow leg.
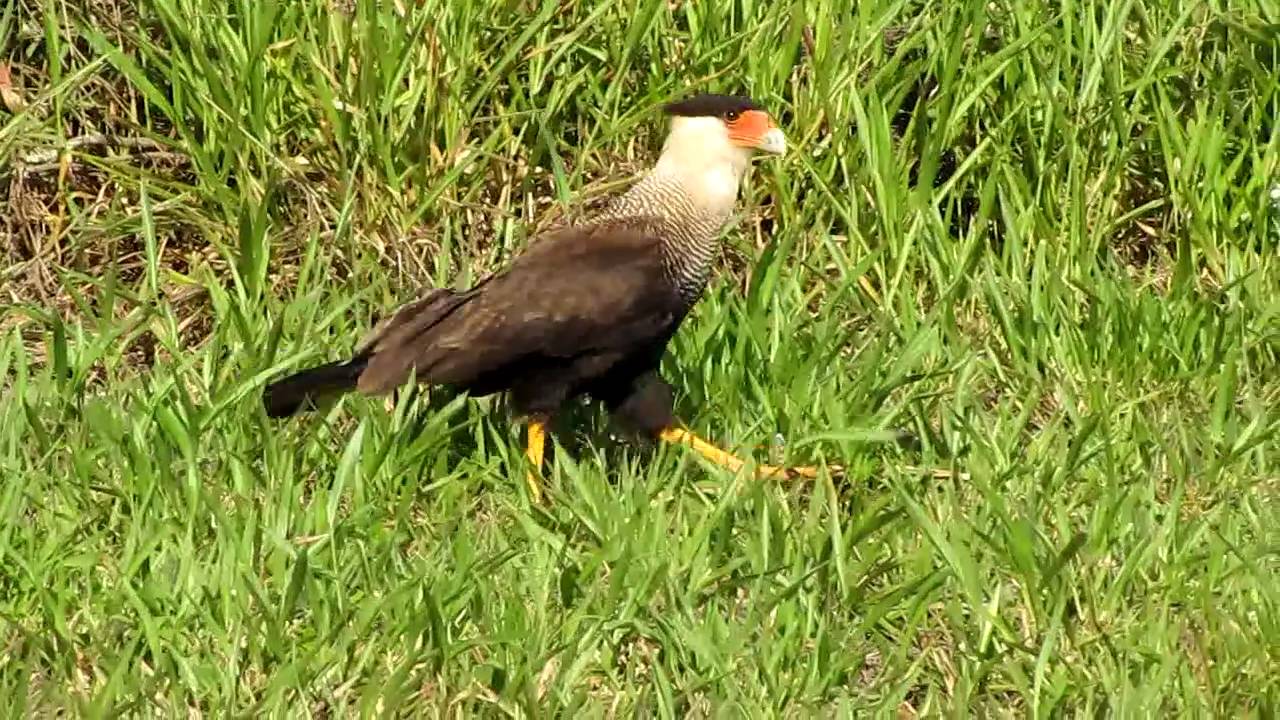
[525,418,547,503]
[658,426,837,479]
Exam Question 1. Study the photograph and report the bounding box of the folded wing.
[354,216,683,396]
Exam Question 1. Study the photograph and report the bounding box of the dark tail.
[262,357,368,418]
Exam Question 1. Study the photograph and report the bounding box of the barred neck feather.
[595,174,727,303]
[596,116,756,304]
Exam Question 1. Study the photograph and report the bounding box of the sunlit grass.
[1,0,1277,715]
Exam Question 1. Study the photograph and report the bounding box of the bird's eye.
[724,110,740,122]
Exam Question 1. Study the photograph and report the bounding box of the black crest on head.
[663,93,761,118]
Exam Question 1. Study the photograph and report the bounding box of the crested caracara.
[263,93,833,501]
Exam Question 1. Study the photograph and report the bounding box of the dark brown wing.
[354,216,682,395]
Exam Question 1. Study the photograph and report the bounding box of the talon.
[660,425,835,481]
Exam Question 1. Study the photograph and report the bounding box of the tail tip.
[262,383,304,418]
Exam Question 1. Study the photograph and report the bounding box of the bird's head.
[659,93,786,163]
[653,93,786,216]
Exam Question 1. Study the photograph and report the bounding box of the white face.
[654,114,786,218]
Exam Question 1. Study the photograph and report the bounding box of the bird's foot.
[658,427,841,480]
[754,463,845,480]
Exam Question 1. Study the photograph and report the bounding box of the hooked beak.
[756,126,787,155]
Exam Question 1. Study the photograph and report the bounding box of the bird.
[262,92,834,501]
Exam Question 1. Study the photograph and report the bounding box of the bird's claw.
[757,463,846,481]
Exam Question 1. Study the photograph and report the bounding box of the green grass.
[2,0,1278,715]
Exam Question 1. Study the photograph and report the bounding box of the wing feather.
[356,217,681,394]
